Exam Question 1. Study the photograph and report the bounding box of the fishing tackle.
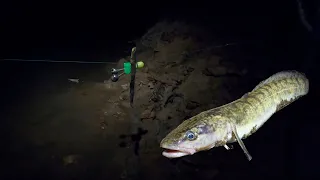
[110,61,144,82]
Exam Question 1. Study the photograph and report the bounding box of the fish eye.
[186,131,197,141]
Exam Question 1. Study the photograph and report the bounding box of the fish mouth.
[160,146,196,158]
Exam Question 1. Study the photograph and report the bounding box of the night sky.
[1,2,160,60]
[1,0,311,61]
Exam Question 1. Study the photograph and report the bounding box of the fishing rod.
[109,47,145,108]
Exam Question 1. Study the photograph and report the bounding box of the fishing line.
[0,59,118,64]
[0,42,238,65]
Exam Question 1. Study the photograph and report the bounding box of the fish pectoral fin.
[224,144,233,150]
[224,145,231,150]
[230,123,252,161]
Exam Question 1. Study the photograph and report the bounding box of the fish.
[160,70,309,161]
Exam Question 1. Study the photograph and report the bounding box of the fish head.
[160,115,229,158]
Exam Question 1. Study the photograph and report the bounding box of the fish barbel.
[160,70,309,161]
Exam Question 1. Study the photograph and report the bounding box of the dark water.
[0,61,115,180]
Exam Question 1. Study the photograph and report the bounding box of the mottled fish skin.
[160,70,309,159]
[225,70,309,140]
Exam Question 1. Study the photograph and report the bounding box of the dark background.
[1,0,319,179]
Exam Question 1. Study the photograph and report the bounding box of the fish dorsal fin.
[252,70,307,91]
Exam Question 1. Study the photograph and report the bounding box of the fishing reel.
[111,61,144,82]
